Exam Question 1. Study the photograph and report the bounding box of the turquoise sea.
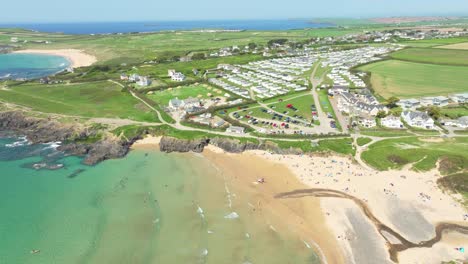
[0,137,319,264]
[0,53,70,80]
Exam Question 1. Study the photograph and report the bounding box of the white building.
[449,93,468,104]
[358,115,377,128]
[397,99,420,109]
[401,111,435,130]
[171,72,186,82]
[137,76,152,86]
[441,116,468,129]
[226,126,245,134]
[381,115,404,129]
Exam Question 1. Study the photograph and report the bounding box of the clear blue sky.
[1,0,467,23]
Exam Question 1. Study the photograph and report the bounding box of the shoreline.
[133,137,468,263]
[13,49,97,68]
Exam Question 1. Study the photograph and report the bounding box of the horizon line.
[1,14,468,25]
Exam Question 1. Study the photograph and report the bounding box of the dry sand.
[132,137,468,263]
[14,49,96,68]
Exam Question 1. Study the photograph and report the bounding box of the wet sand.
[202,149,344,264]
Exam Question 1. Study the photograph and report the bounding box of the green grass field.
[397,37,468,48]
[358,60,468,98]
[0,28,359,64]
[0,81,157,122]
[268,94,315,120]
[441,106,468,119]
[147,84,221,106]
[272,137,355,155]
[390,48,468,66]
[362,137,468,173]
[438,42,468,50]
[357,137,372,146]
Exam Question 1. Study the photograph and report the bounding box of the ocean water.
[0,137,319,264]
[0,53,70,80]
[0,20,335,35]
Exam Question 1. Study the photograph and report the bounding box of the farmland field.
[358,60,468,98]
[0,81,157,122]
[437,42,468,50]
[389,47,468,66]
[397,37,468,48]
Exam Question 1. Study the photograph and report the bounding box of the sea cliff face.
[0,111,304,165]
[0,111,138,165]
[159,136,304,155]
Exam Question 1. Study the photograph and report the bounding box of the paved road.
[309,64,339,134]
[329,95,349,133]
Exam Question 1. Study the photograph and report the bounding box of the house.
[168,98,184,110]
[459,116,468,128]
[129,74,140,82]
[441,116,468,128]
[171,72,186,82]
[401,111,435,129]
[449,93,468,104]
[397,99,420,109]
[358,115,376,128]
[328,86,349,96]
[183,97,200,109]
[39,77,50,84]
[226,126,245,134]
[213,119,227,128]
[433,96,449,107]
[120,73,129,81]
[381,115,404,129]
[168,69,176,77]
[137,76,152,86]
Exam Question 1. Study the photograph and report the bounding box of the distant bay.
[0,53,70,80]
[0,20,336,35]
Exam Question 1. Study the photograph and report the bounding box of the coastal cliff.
[159,136,304,155]
[0,111,138,165]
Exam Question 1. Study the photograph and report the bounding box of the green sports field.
[358,60,468,98]
[390,47,468,66]
[0,81,157,122]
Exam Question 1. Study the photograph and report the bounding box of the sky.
[1,0,467,23]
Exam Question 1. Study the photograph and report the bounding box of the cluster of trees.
[267,38,288,47]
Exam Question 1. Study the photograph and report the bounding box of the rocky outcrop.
[210,137,303,155]
[159,136,209,153]
[0,111,138,165]
[159,136,304,155]
[0,111,81,143]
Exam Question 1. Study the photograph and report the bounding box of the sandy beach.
[132,137,468,264]
[14,49,97,68]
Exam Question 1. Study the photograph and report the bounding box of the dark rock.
[159,136,209,153]
[0,111,137,165]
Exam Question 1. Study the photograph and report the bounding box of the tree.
[390,107,402,117]
[191,53,206,60]
[427,106,441,120]
[248,42,257,50]
[268,38,288,47]
[386,96,400,108]
[376,110,387,118]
